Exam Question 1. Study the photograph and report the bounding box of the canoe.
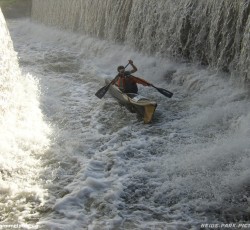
[105,79,157,123]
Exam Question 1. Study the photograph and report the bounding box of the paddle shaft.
[150,84,173,98]
[95,63,129,99]
[132,76,173,98]
[95,63,173,99]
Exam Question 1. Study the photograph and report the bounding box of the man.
[112,60,151,94]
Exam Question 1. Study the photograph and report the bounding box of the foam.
[5,18,250,229]
[0,11,51,225]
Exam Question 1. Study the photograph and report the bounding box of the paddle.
[150,84,173,98]
[132,76,173,98]
[95,63,129,99]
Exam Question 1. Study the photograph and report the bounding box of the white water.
[2,16,250,229]
[0,10,50,226]
[31,0,250,82]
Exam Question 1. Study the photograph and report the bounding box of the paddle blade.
[155,87,173,98]
[95,85,109,99]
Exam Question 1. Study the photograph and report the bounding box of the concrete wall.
[0,0,32,18]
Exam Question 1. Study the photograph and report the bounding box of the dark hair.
[117,65,125,72]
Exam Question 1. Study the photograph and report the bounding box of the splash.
[31,0,250,82]
[0,9,50,224]
[6,17,250,229]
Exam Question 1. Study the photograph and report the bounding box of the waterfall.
[31,0,250,82]
[6,2,250,228]
[0,8,50,223]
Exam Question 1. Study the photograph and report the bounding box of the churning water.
[1,7,250,230]
[0,10,50,227]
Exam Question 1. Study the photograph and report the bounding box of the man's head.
[117,65,125,73]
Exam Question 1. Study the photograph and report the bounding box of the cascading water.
[31,0,250,82]
[1,1,250,229]
[0,9,50,227]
